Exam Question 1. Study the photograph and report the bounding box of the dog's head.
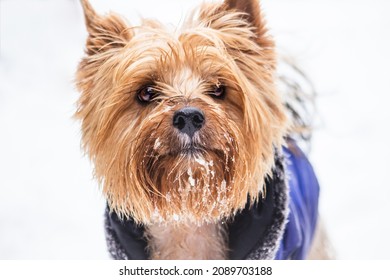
[75,0,286,224]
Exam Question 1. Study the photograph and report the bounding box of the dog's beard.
[144,136,236,223]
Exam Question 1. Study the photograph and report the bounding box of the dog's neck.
[145,222,227,260]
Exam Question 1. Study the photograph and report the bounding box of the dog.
[75,0,328,259]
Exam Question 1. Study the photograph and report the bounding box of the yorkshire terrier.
[75,0,328,259]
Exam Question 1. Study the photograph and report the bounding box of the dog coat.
[104,140,319,260]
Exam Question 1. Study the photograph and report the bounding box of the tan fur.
[146,222,227,260]
[76,0,288,259]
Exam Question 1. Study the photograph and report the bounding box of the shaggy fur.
[76,0,290,259]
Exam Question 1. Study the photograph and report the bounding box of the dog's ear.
[80,0,132,55]
[223,0,272,48]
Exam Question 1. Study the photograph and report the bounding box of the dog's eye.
[137,86,157,103]
[209,84,226,99]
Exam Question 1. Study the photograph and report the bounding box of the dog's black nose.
[173,107,205,137]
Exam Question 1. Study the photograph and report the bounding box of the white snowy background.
[1,0,389,259]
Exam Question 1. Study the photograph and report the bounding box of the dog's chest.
[145,222,228,260]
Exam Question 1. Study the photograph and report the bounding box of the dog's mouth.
[167,140,227,159]
[144,127,237,174]
[148,131,234,161]
[170,145,206,157]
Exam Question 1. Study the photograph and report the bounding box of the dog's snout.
[173,107,205,137]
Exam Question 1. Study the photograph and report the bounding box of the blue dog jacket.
[274,145,320,259]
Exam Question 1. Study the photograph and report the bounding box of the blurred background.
[1,0,389,259]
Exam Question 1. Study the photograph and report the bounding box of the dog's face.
[76,0,286,224]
